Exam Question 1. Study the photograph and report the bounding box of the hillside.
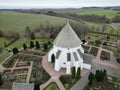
[0,11,68,35]
[76,10,120,18]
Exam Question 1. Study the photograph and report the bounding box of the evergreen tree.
[43,43,48,50]
[88,72,94,85]
[71,67,76,78]
[0,73,3,86]
[23,43,27,50]
[76,67,81,79]
[30,41,34,48]
[12,47,19,54]
[51,54,55,63]
[95,70,100,81]
[35,41,40,49]
[31,33,35,40]
[48,41,51,45]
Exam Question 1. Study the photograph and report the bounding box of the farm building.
[48,22,92,74]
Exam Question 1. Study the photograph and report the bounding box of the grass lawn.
[77,10,120,18]
[0,11,71,35]
[0,52,11,63]
[44,82,60,90]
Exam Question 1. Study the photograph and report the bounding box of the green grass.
[0,11,69,35]
[85,22,120,35]
[44,82,60,90]
[0,52,11,63]
[77,10,120,18]
[0,37,8,48]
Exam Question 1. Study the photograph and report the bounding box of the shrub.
[23,44,27,50]
[43,43,48,50]
[117,58,120,63]
[12,47,19,54]
[95,40,101,45]
[103,42,107,45]
[76,67,81,79]
[31,33,35,40]
[30,41,34,48]
[71,67,76,78]
[0,73,3,86]
[65,83,69,90]
[88,72,94,85]
[48,41,51,45]
[35,41,40,49]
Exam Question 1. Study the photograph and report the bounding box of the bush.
[23,44,27,50]
[71,67,76,78]
[65,83,69,90]
[48,41,51,45]
[31,33,35,40]
[76,67,81,79]
[0,73,3,86]
[35,41,40,49]
[12,47,19,54]
[95,40,101,45]
[30,41,34,48]
[117,58,120,63]
[103,42,107,45]
[43,43,48,50]
[88,72,94,85]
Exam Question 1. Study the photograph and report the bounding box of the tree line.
[24,21,90,40]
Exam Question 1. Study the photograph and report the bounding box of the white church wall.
[83,63,91,70]
[48,44,91,74]
[66,62,71,74]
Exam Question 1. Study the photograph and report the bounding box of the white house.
[48,22,92,74]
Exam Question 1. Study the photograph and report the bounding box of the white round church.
[48,22,92,74]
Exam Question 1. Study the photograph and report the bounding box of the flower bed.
[60,75,80,90]
[100,51,110,60]
[44,82,60,90]
[12,69,28,75]
[30,61,50,85]
[14,75,27,83]
[89,47,98,56]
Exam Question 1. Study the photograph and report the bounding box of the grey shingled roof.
[53,22,82,48]
[12,83,34,90]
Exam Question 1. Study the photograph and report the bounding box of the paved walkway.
[40,55,66,90]
[26,61,33,83]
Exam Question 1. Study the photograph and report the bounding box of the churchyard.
[0,9,120,90]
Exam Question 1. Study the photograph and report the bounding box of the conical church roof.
[53,22,82,48]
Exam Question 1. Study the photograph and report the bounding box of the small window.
[63,62,66,64]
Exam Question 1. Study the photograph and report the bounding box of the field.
[0,11,69,35]
[85,22,120,37]
[77,10,120,18]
